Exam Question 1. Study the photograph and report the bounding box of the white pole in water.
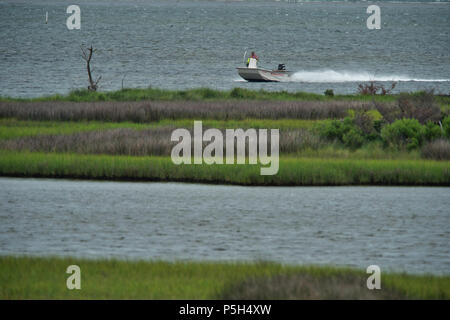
[243,49,247,66]
[45,11,48,24]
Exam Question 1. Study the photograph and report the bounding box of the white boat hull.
[237,67,293,82]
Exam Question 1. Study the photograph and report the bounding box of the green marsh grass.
[0,87,397,102]
[0,151,447,186]
[1,88,448,110]
[0,119,157,140]
[0,256,448,299]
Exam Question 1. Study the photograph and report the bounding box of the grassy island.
[1,256,449,299]
[0,88,448,186]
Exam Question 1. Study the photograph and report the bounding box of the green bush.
[318,118,349,142]
[373,119,383,134]
[324,89,334,97]
[353,110,377,139]
[424,121,442,141]
[381,118,425,150]
[443,116,450,138]
[342,128,365,149]
[317,117,366,148]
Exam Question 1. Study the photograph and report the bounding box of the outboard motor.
[277,64,286,71]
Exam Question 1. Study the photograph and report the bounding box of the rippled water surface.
[0,178,449,274]
[0,0,449,97]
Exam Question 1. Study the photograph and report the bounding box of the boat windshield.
[248,58,257,69]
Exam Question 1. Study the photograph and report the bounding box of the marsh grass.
[0,119,159,140]
[0,87,398,103]
[421,139,450,160]
[0,151,447,186]
[0,127,176,156]
[0,127,326,156]
[0,99,376,122]
[220,271,450,300]
[2,88,449,106]
[219,273,405,300]
[0,118,323,140]
[0,119,426,160]
[0,256,448,299]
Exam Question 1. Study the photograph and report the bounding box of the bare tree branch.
[81,44,101,91]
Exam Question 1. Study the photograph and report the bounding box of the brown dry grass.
[219,273,407,300]
[0,100,376,122]
[421,139,450,160]
[0,127,325,156]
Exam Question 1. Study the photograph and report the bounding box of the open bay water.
[0,178,449,275]
[0,0,449,97]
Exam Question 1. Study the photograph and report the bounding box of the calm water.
[0,0,449,97]
[0,177,449,274]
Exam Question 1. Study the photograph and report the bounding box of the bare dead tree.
[357,81,397,96]
[81,45,101,91]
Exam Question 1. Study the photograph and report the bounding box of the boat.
[237,57,293,82]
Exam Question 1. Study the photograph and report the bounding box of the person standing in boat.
[246,51,259,68]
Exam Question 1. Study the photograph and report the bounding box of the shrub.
[443,116,450,138]
[373,119,383,134]
[358,82,378,95]
[397,91,441,124]
[421,139,450,160]
[317,118,349,142]
[357,81,396,95]
[366,109,383,121]
[374,91,441,124]
[353,110,376,136]
[343,128,365,149]
[381,118,425,150]
[373,101,400,124]
[317,117,366,148]
[324,89,334,97]
[424,121,442,141]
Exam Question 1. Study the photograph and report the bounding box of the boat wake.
[290,70,450,83]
